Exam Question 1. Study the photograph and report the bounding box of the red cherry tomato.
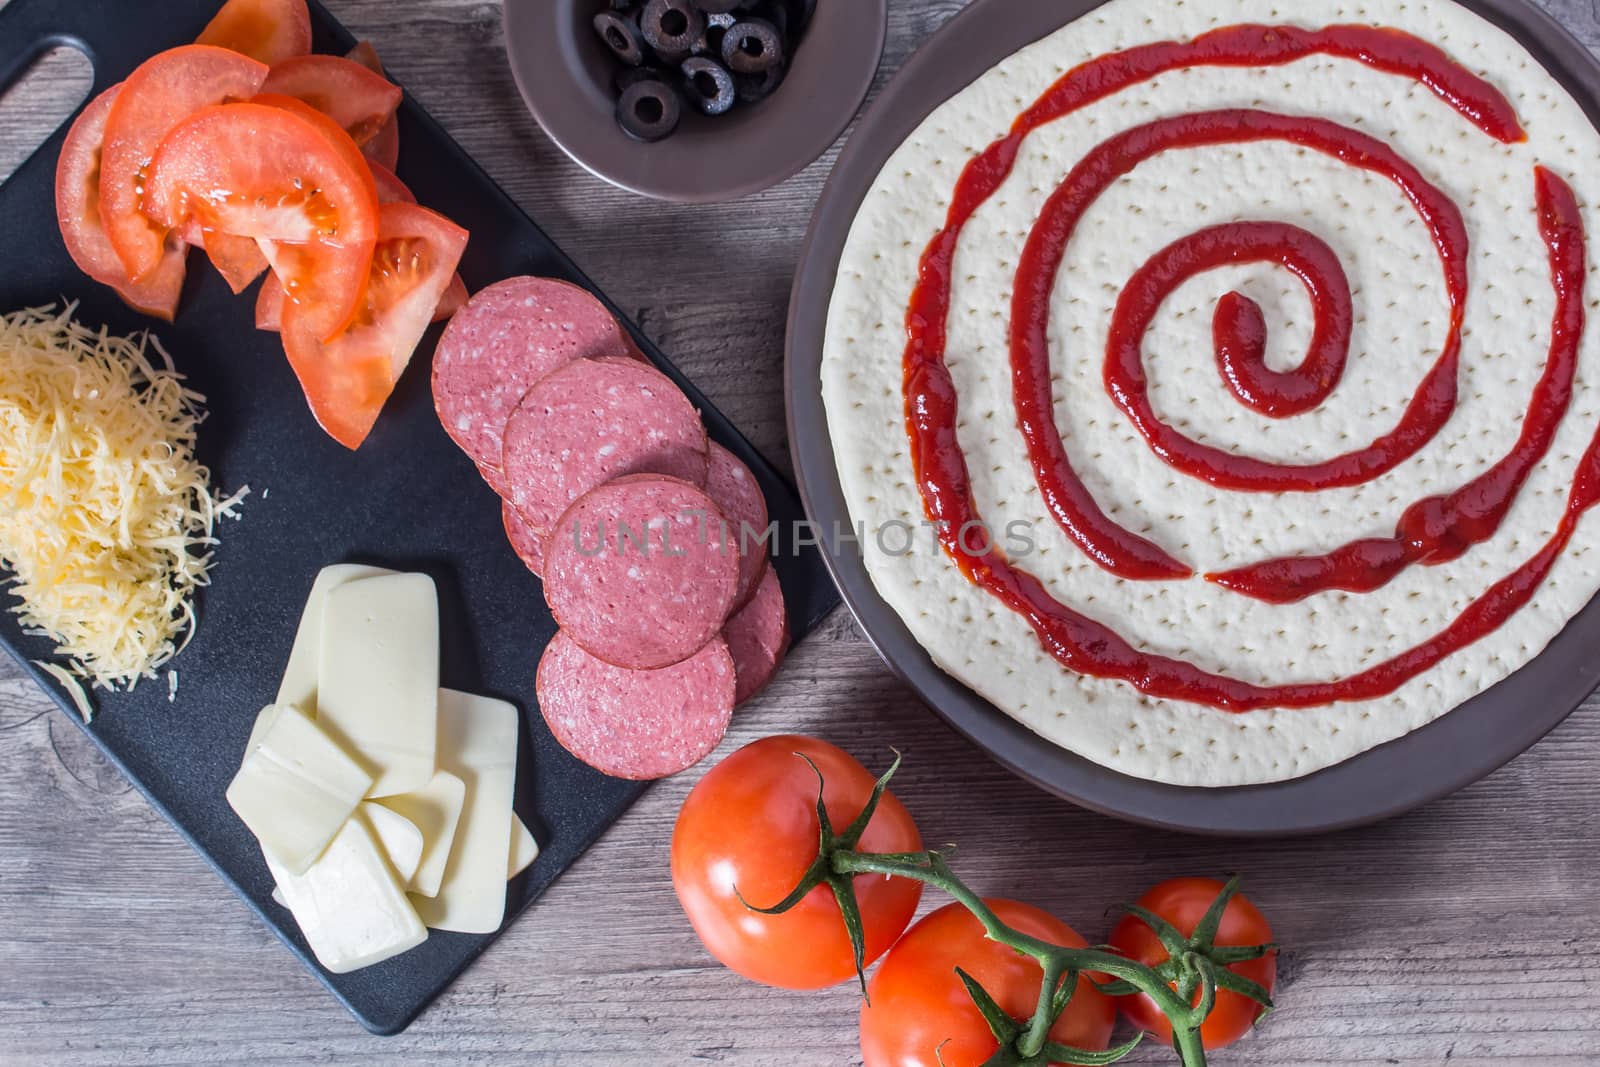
[143,99,378,342]
[281,201,468,449]
[671,736,923,990]
[860,900,1116,1067]
[55,84,187,320]
[1108,877,1276,1050]
[99,45,268,280]
[196,0,313,66]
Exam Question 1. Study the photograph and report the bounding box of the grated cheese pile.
[0,304,246,721]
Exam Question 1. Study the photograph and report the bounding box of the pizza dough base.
[820,0,1600,785]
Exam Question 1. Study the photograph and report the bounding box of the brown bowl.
[503,0,887,202]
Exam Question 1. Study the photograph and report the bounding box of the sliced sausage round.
[432,277,637,495]
[502,356,709,538]
[536,631,735,780]
[543,476,738,670]
[723,567,789,703]
[704,442,769,610]
[503,499,546,578]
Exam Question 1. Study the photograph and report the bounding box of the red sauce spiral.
[902,24,1594,710]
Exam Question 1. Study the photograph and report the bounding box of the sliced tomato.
[185,226,269,293]
[256,161,468,332]
[345,41,385,76]
[366,161,415,204]
[144,99,378,341]
[196,0,313,66]
[258,262,468,331]
[436,275,468,320]
[261,54,402,150]
[344,42,401,169]
[364,113,400,170]
[55,84,187,321]
[99,45,268,281]
[255,275,286,331]
[280,202,469,448]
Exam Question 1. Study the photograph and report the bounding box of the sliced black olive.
[721,17,783,74]
[617,78,683,142]
[593,10,648,67]
[733,63,785,104]
[680,56,736,115]
[640,0,705,62]
[691,0,744,12]
[694,12,736,58]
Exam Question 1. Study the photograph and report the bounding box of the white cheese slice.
[412,689,517,934]
[242,702,284,759]
[508,815,538,879]
[316,572,439,797]
[360,802,424,885]
[275,564,395,714]
[227,704,372,876]
[271,804,425,908]
[372,770,466,898]
[267,812,428,974]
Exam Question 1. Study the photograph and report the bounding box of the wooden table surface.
[4,1,1600,1063]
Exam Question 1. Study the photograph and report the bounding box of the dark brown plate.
[785,0,1600,837]
[502,0,887,203]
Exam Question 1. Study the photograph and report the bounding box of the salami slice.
[536,631,735,780]
[544,477,739,670]
[704,443,770,610]
[723,568,789,703]
[503,499,546,577]
[432,277,636,494]
[502,356,709,538]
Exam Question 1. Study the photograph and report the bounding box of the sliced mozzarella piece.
[317,572,440,797]
[372,770,467,898]
[227,704,371,875]
[361,802,425,885]
[268,812,428,974]
[508,815,538,879]
[276,564,395,713]
[412,689,517,933]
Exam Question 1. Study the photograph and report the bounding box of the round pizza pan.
[785,0,1600,836]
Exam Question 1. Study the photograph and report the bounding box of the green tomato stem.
[832,850,1211,1067]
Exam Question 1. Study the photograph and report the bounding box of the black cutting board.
[0,0,839,1035]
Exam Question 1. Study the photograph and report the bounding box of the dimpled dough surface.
[820,0,1600,786]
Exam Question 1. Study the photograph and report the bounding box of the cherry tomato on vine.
[859,899,1115,1067]
[1107,877,1276,1050]
[671,736,923,990]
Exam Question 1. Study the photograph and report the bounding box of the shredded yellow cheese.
[1,304,246,721]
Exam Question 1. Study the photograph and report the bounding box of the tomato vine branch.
[740,753,1276,1067]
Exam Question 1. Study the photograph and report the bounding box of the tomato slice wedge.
[100,45,268,282]
[177,223,270,293]
[144,99,378,341]
[256,160,466,331]
[55,84,188,321]
[344,42,401,169]
[281,202,469,449]
[345,41,385,75]
[196,0,313,66]
[261,54,402,150]
[366,161,415,204]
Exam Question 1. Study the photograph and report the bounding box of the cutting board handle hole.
[0,43,92,186]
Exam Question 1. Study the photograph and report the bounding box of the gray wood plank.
[2,1,1598,1063]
